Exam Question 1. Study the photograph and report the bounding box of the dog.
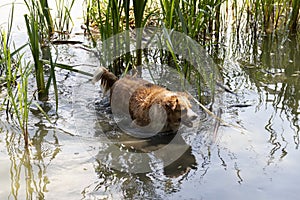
[92,67,197,135]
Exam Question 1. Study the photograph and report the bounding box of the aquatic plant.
[24,14,48,101]
[85,0,124,74]
[24,0,53,101]
[24,0,76,104]
[1,4,31,146]
[289,0,300,32]
[240,0,300,34]
[1,0,76,147]
[54,0,75,37]
[85,0,157,74]
[132,0,148,68]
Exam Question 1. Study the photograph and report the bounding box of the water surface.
[0,1,300,199]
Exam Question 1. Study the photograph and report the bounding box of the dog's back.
[92,66,149,98]
[92,67,152,117]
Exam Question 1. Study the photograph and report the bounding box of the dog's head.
[163,92,197,131]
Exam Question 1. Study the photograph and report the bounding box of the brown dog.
[92,67,197,135]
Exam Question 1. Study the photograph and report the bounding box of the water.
[1,1,300,199]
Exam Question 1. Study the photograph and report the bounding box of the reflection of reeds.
[242,34,300,150]
[4,124,60,199]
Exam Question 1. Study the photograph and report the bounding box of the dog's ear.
[166,96,179,110]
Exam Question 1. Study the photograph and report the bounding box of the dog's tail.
[92,67,118,93]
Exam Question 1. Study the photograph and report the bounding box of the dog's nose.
[187,109,197,120]
[190,114,197,121]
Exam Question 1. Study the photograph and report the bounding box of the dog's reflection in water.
[95,129,197,178]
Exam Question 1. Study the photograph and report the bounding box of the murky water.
[1,1,300,200]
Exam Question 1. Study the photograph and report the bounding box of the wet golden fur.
[92,67,197,134]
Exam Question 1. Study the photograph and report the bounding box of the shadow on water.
[90,135,197,199]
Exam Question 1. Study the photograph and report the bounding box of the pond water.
[1,1,300,200]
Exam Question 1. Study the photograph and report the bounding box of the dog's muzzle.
[182,109,197,127]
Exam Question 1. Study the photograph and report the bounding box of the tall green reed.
[24,0,75,105]
[54,0,75,37]
[133,0,147,68]
[1,26,31,147]
[24,0,54,41]
[289,0,300,32]
[85,0,153,74]
[24,14,48,101]
[40,0,55,37]
[24,0,53,101]
[242,0,299,34]
[85,0,124,74]
[159,0,221,43]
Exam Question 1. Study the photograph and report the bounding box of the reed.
[85,0,153,73]
[24,0,52,101]
[54,0,75,37]
[40,0,55,37]
[24,0,54,41]
[23,0,76,103]
[123,0,131,65]
[159,0,222,43]
[24,14,48,101]
[289,0,300,32]
[1,25,31,147]
[133,0,147,68]
[85,0,124,74]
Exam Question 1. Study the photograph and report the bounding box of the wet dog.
[92,67,197,135]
